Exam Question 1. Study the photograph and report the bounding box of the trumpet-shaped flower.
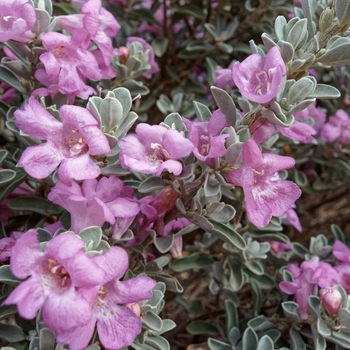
[0,0,36,43]
[320,109,350,144]
[280,257,339,320]
[226,139,301,227]
[48,176,140,235]
[183,109,228,163]
[57,0,120,65]
[119,123,193,176]
[15,97,110,184]
[55,246,156,350]
[36,30,102,100]
[2,230,106,333]
[232,46,286,105]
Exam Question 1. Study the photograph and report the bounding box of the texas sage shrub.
[1,0,350,349]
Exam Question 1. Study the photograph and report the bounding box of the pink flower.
[15,97,110,184]
[164,217,191,258]
[277,120,316,143]
[0,82,16,103]
[36,30,102,100]
[319,287,342,316]
[280,257,339,320]
[119,123,193,176]
[226,139,301,227]
[183,109,228,163]
[0,0,36,43]
[0,231,23,262]
[57,0,120,65]
[232,46,286,105]
[2,230,106,333]
[55,247,156,350]
[214,66,235,89]
[48,176,140,236]
[334,263,350,294]
[268,241,291,255]
[320,109,350,144]
[333,240,350,263]
[282,206,302,232]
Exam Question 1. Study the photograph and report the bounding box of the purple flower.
[119,123,193,176]
[55,246,156,350]
[335,263,350,294]
[163,217,191,258]
[319,287,342,316]
[277,120,316,143]
[333,240,350,263]
[57,0,120,65]
[15,97,110,184]
[282,205,302,232]
[2,230,106,333]
[280,257,339,320]
[36,30,102,100]
[232,46,286,105]
[214,66,234,89]
[0,0,36,43]
[0,231,23,262]
[320,109,350,144]
[183,109,228,163]
[268,241,291,256]
[0,82,16,103]
[226,139,301,227]
[126,37,159,79]
[48,176,140,236]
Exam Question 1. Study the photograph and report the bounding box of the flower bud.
[319,8,334,32]
[319,287,342,316]
[117,46,129,63]
[125,302,141,317]
[170,236,183,259]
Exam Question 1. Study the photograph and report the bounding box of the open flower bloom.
[226,139,301,227]
[36,30,102,100]
[55,246,156,350]
[183,109,228,163]
[232,46,286,105]
[48,176,140,235]
[56,0,120,65]
[0,0,36,42]
[279,257,339,320]
[119,123,193,176]
[320,109,350,144]
[2,230,106,333]
[15,97,110,184]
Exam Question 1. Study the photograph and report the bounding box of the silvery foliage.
[1,0,350,349]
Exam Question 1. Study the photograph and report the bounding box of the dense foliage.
[1,0,350,349]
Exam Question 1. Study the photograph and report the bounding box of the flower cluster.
[2,0,350,349]
[3,230,156,349]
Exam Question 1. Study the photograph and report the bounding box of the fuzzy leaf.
[172,252,214,272]
[206,219,246,250]
[0,66,26,94]
[8,196,64,216]
[211,87,237,127]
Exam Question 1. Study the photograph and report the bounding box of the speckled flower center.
[61,127,88,157]
[42,258,71,290]
[148,143,170,163]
